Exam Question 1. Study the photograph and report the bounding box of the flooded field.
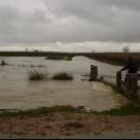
[0,56,130,111]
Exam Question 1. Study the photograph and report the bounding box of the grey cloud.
[0,5,53,44]
[97,0,140,12]
[0,0,140,45]
[44,0,140,42]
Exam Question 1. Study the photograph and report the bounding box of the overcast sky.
[0,0,140,52]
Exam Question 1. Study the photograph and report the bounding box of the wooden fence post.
[94,66,98,77]
[132,74,138,97]
[116,71,122,90]
[90,65,98,77]
[90,65,94,76]
[90,65,98,81]
[126,74,138,98]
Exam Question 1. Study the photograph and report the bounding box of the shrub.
[28,68,48,81]
[1,60,8,66]
[45,55,72,61]
[52,72,73,80]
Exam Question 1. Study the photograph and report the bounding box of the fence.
[116,71,138,98]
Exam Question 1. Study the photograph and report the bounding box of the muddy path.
[0,112,140,139]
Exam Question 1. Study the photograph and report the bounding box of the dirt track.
[0,112,140,139]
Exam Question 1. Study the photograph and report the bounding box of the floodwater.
[0,56,130,111]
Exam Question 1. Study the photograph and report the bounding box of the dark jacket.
[121,60,138,73]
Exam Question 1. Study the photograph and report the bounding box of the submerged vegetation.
[28,65,73,81]
[45,54,72,61]
[28,67,48,81]
[0,60,8,66]
[51,72,73,80]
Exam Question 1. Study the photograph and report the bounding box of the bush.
[28,68,48,81]
[1,60,8,66]
[45,54,72,61]
[52,72,73,80]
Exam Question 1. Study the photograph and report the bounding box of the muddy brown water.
[0,56,130,111]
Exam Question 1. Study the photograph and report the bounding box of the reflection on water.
[0,56,129,111]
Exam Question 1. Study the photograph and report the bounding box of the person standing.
[120,57,139,81]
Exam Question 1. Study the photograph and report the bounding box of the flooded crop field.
[0,56,130,111]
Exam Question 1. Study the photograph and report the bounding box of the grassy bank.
[85,52,140,66]
[0,106,79,118]
[0,103,140,118]
[97,104,140,116]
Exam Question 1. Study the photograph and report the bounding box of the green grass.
[1,104,140,118]
[0,106,79,118]
[95,104,140,116]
